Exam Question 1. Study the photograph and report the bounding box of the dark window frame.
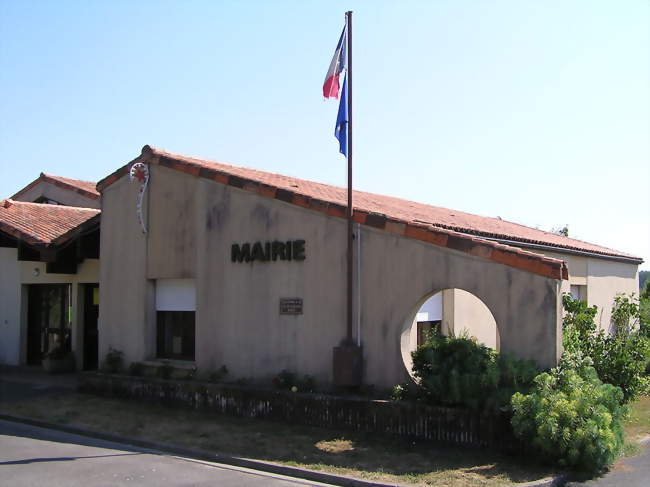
[156,310,195,361]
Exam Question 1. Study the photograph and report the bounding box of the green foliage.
[511,353,626,473]
[639,271,650,295]
[410,333,539,412]
[562,294,650,402]
[128,361,144,376]
[611,294,639,337]
[102,347,124,374]
[561,294,597,354]
[183,365,198,381]
[271,369,317,393]
[639,293,650,339]
[551,225,569,237]
[390,383,409,401]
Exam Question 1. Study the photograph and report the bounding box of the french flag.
[323,25,347,99]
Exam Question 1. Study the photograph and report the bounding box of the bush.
[411,333,539,412]
[102,348,123,374]
[639,293,650,339]
[183,365,198,381]
[390,383,410,401]
[562,294,650,402]
[511,353,626,473]
[271,369,317,393]
[128,361,144,376]
[590,333,650,401]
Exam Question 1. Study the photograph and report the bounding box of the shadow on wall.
[400,288,500,376]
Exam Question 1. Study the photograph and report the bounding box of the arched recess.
[399,288,501,377]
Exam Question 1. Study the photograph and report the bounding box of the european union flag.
[335,77,348,156]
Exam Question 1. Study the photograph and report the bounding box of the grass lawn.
[624,395,650,442]
[0,390,556,487]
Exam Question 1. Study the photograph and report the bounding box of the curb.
[0,413,402,487]
[513,476,567,487]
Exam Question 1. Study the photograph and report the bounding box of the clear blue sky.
[1,0,648,269]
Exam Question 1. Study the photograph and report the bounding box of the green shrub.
[271,369,317,393]
[102,347,123,374]
[411,333,539,412]
[639,293,650,339]
[590,333,650,401]
[562,294,650,402]
[128,361,144,376]
[390,383,409,401]
[511,353,626,473]
[183,365,198,381]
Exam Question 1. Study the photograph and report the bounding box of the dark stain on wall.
[251,203,276,231]
[206,192,231,232]
[381,319,389,341]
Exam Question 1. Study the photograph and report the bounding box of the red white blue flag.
[323,25,347,99]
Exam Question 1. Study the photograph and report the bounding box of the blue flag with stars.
[335,77,348,156]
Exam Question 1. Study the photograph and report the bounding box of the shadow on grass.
[1,391,554,485]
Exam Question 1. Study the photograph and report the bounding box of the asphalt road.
[0,420,333,487]
[564,441,650,487]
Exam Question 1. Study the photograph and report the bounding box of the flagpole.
[345,10,353,345]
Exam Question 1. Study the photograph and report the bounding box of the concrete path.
[0,419,334,487]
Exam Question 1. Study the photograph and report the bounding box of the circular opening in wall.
[399,288,500,377]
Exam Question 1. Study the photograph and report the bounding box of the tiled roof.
[96,145,640,278]
[12,173,100,201]
[0,199,100,247]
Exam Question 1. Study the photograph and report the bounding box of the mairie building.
[0,146,642,388]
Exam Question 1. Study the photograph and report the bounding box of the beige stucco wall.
[0,248,21,364]
[451,289,499,349]
[534,250,638,331]
[14,181,100,209]
[98,175,149,365]
[586,259,639,331]
[99,164,563,389]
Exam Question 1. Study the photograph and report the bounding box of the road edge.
[0,412,562,487]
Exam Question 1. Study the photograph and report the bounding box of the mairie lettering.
[231,240,306,263]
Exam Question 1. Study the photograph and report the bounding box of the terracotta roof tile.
[12,173,100,201]
[0,199,100,247]
[96,145,643,278]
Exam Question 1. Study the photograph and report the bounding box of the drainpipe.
[356,223,361,347]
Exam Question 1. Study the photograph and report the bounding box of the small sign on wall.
[280,298,303,315]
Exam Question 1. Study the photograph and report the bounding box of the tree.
[551,224,569,237]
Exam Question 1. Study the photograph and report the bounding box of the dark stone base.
[332,344,363,387]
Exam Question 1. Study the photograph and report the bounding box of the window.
[34,196,62,205]
[570,285,587,302]
[417,320,441,346]
[155,279,196,361]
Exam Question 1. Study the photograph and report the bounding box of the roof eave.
[476,236,643,266]
[12,173,100,201]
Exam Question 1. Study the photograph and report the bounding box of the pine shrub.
[511,353,626,473]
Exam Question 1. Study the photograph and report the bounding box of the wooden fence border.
[79,373,524,453]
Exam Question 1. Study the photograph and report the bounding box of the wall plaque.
[280,298,303,315]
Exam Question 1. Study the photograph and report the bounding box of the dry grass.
[0,391,555,487]
[624,395,650,442]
